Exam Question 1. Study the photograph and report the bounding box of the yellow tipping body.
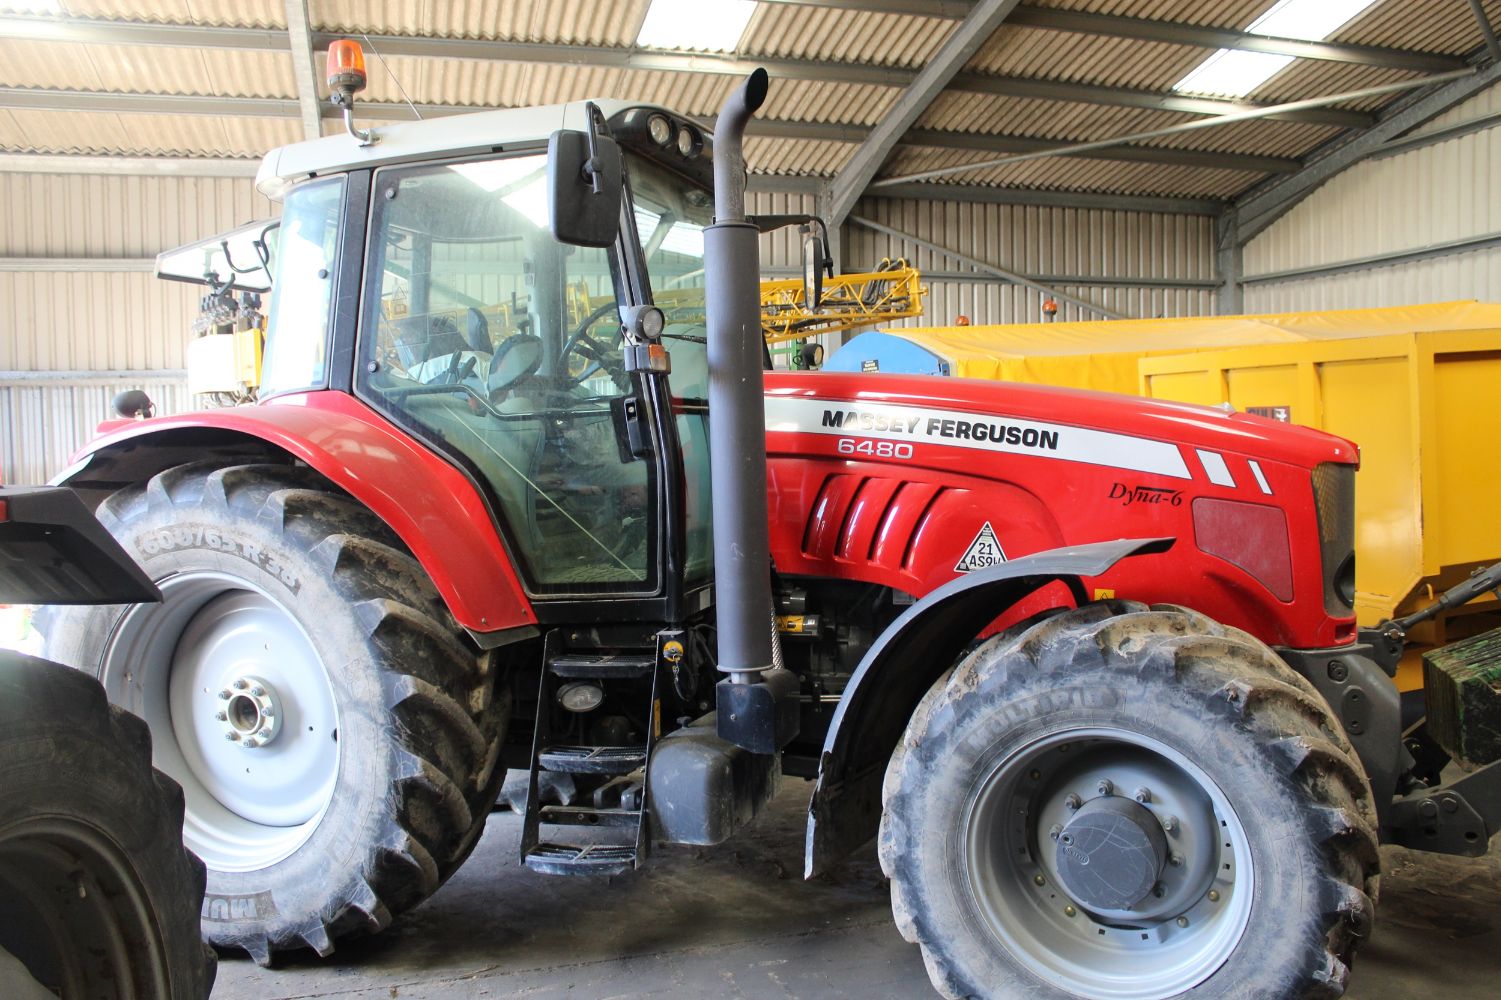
[888,302,1501,643]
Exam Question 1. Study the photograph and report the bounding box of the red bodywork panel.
[763,372,1358,649]
[80,391,536,633]
[75,373,1357,650]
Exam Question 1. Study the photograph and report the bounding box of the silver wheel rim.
[964,727,1254,1000]
[102,572,340,872]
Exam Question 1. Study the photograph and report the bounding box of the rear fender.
[52,392,537,637]
[803,536,1175,877]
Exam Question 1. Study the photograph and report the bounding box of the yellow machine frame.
[760,260,926,344]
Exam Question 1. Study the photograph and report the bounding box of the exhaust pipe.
[705,69,798,754]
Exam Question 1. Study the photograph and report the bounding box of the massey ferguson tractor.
[33,50,1501,999]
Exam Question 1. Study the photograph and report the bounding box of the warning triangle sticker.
[955,521,1007,573]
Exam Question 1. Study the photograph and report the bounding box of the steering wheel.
[561,301,627,387]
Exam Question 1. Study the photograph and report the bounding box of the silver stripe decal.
[766,397,1193,480]
[1195,449,1236,488]
[1248,460,1273,495]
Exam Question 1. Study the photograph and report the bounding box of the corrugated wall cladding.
[1243,81,1501,311]
[0,173,276,259]
[1242,246,1501,314]
[846,197,1216,325]
[1,379,192,485]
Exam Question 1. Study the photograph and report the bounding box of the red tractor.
[35,60,1501,998]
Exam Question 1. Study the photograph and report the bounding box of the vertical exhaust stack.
[706,69,799,755]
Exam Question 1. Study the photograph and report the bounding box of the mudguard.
[50,391,537,637]
[803,536,1175,877]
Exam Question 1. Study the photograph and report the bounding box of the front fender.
[56,391,536,637]
[804,536,1174,877]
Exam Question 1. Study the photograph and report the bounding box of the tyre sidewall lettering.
[136,522,301,594]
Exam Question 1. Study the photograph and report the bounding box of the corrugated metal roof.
[57,0,285,28]
[314,1,651,47]
[741,4,954,68]
[0,0,1492,203]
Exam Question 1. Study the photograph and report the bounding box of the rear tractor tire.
[0,651,215,999]
[880,601,1381,1000]
[40,462,510,964]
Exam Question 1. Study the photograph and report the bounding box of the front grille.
[1311,462,1356,616]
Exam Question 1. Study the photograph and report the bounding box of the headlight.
[648,114,674,147]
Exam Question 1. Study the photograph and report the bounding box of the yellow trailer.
[830,302,1501,679]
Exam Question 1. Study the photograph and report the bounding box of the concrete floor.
[213,783,1501,1000]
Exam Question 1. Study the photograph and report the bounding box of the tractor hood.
[764,370,1358,473]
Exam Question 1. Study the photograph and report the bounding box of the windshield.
[628,154,714,401]
[627,153,715,589]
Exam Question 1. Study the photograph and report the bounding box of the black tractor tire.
[40,461,510,964]
[0,650,215,999]
[880,601,1380,1000]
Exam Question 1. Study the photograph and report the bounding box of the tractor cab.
[254,100,721,625]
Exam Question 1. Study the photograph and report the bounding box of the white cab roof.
[255,99,643,200]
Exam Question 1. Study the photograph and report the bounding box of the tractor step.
[540,804,641,827]
[523,842,637,876]
[548,652,656,679]
[539,745,647,775]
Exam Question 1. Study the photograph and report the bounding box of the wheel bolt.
[218,689,232,700]
[1134,787,1151,803]
[1097,779,1114,796]
[1064,793,1082,811]
[1169,852,1185,867]
[1177,916,1189,928]
[1049,824,1064,841]
[1163,815,1179,833]
[1208,890,1221,903]
[251,686,265,697]
[215,710,228,721]
[234,679,248,690]
[1064,905,1077,918]
[225,732,240,741]
[261,707,274,718]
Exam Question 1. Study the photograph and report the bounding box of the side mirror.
[801,228,827,308]
[548,129,623,248]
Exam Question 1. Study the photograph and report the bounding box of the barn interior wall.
[1,171,274,483]
[1242,81,1501,313]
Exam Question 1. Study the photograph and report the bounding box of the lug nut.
[261,707,274,718]
[243,737,259,748]
[251,686,265,697]
[225,732,240,741]
[1208,890,1220,903]
[1097,779,1114,796]
[1064,905,1077,918]
[218,689,232,701]
[1064,793,1082,811]
[215,710,228,722]
[1049,824,1064,841]
[1034,874,1046,886]
[1177,916,1189,928]
[1163,815,1179,833]
[1169,852,1184,867]
[1134,787,1151,803]
[233,679,248,690]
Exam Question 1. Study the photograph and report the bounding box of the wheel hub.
[214,675,281,749]
[1054,796,1167,911]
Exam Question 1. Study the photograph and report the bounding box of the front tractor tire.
[880,602,1380,1000]
[41,462,509,964]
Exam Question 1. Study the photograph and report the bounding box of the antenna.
[361,32,423,121]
